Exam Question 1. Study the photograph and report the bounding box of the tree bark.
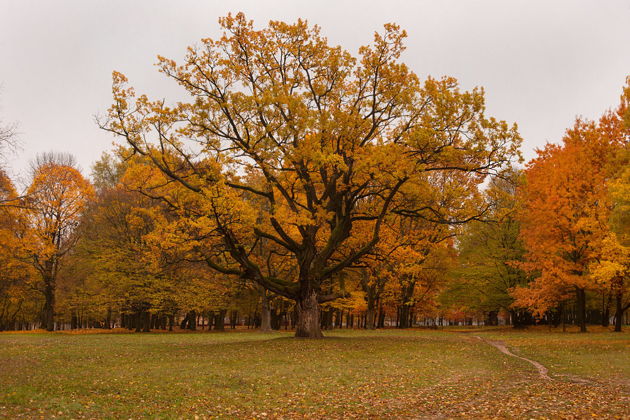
[602,292,611,327]
[575,287,587,333]
[105,307,112,329]
[229,310,238,329]
[485,311,498,326]
[42,279,55,331]
[295,290,322,338]
[398,305,411,328]
[614,292,627,332]
[397,279,415,329]
[142,311,150,332]
[214,309,226,331]
[359,269,378,330]
[335,310,343,328]
[134,312,142,332]
[260,289,272,332]
[378,306,385,328]
[180,310,196,330]
[321,308,334,330]
[365,298,376,330]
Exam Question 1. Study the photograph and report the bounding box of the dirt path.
[474,336,551,380]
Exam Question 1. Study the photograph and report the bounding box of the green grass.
[477,327,630,383]
[0,328,628,418]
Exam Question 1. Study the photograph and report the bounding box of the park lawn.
[0,329,627,419]
[477,326,630,385]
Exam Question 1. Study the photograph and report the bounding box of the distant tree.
[0,96,20,206]
[444,171,529,326]
[91,152,127,192]
[513,81,628,332]
[588,81,630,331]
[76,182,163,331]
[0,99,18,166]
[0,170,38,330]
[20,153,93,331]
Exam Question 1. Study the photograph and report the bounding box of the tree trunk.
[398,305,411,328]
[397,280,415,329]
[214,309,226,331]
[365,298,376,330]
[511,309,527,329]
[180,310,196,330]
[189,310,197,330]
[295,291,322,338]
[335,310,342,328]
[42,279,55,331]
[142,311,150,332]
[378,306,385,328]
[105,307,112,329]
[260,289,272,332]
[485,311,498,326]
[134,312,142,332]
[230,310,238,329]
[576,287,587,333]
[602,292,611,327]
[321,308,334,330]
[210,311,218,329]
[365,306,376,330]
[359,269,379,330]
[614,292,626,332]
[271,309,282,330]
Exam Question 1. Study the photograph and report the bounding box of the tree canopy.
[101,13,521,337]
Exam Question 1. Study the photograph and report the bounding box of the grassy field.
[0,328,628,419]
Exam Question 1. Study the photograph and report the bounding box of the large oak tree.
[102,14,521,337]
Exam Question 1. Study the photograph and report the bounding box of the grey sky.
[1,0,629,181]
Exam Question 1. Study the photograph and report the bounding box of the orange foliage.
[513,82,629,324]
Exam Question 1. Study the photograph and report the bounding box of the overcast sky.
[1,0,629,181]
